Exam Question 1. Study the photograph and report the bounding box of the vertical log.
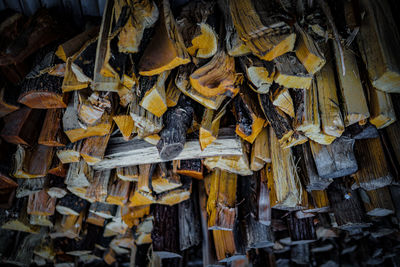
[285,213,316,245]
[178,197,201,250]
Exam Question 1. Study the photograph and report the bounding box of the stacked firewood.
[0,0,400,266]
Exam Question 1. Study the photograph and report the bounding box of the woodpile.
[0,0,399,266]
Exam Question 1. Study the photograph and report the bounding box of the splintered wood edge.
[93,136,243,169]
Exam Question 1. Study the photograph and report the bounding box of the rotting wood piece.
[240,56,275,94]
[207,169,237,231]
[267,128,307,210]
[234,85,266,143]
[353,138,393,191]
[151,204,181,258]
[274,53,313,90]
[1,107,44,146]
[156,96,194,160]
[310,137,358,179]
[177,0,218,59]
[229,0,296,61]
[38,109,67,147]
[190,50,238,98]
[333,42,369,126]
[138,0,190,76]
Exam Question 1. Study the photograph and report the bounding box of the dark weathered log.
[237,175,274,250]
[46,175,67,198]
[176,159,203,180]
[27,190,56,216]
[291,244,310,265]
[116,165,139,182]
[152,204,181,258]
[1,198,40,233]
[0,9,62,66]
[310,137,358,179]
[283,213,316,245]
[38,108,67,146]
[327,178,370,230]
[89,202,117,219]
[156,96,194,160]
[178,197,201,250]
[0,83,20,118]
[15,177,46,198]
[342,122,379,140]
[56,193,88,216]
[359,187,395,217]
[1,107,44,146]
[4,232,43,267]
[353,138,393,190]
[138,0,190,76]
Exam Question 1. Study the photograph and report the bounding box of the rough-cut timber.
[38,109,67,146]
[271,86,294,118]
[357,0,400,93]
[229,0,296,61]
[234,86,266,143]
[156,96,194,160]
[286,214,316,245]
[80,134,111,164]
[27,190,56,216]
[12,144,53,178]
[152,204,181,258]
[333,43,369,126]
[203,150,252,176]
[206,169,237,231]
[178,197,201,250]
[310,137,358,179]
[138,0,190,76]
[353,138,393,191]
[190,51,238,98]
[240,56,275,94]
[1,107,44,146]
[116,165,139,182]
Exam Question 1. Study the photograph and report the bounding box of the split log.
[176,159,203,180]
[178,197,201,250]
[1,198,40,233]
[151,204,181,258]
[291,244,310,265]
[367,83,396,129]
[4,232,43,267]
[285,213,316,245]
[0,83,20,118]
[83,169,112,203]
[295,24,325,74]
[19,73,65,109]
[234,85,266,143]
[77,91,112,126]
[333,43,369,126]
[65,160,93,188]
[68,36,97,86]
[116,165,139,182]
[56,140,83,164]
[138,0,190,76]
[357,0,400,93]
[237,174,274,249]
[86,212,106,227]
[203,151,252,176]
[218,0,251,57]
[62,91,112,143]
[62,57,89,92]
[385,122,400,177]
[353,138,393,191]
[80,134,111,164]
[258,166,272,226]
[89,202,117,219]
[327,178,370,230]
[12,144,53,178]
[229,0,296,61]
[175,63,227,110]
[199,107,225,150]
[121,205,150,228]
[304,190,330,213]
[56,194,88,216]
[134,215,153,244]
[274,53,313,90]
[359,187,394,217]
[1,107,44,146]
[46,175,67,198]
[212,230,245,263]
[250,127,271,171]
[190,50,238,98]
[56,26,99,62]
[271,86,294,118]
[38,109,67,147]
[310,137,358,179]
[165,79,181,108]
[206,169,237,230]
[16,178,46,198]
[267,127,307,210]
[240,56,275,94]
[151,164,182,194]
[177,0,218,59]
[117,0,158,54]
[27,190,56,216]
[50,212,84,239]
[113,114,134,141]
[29,215,53,228]
[315,57,344,137]
[301,143,332,191]
[106,172,131,206]
[156,96,194,160]
[129,93,163,138]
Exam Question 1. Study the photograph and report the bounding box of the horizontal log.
[93,128,243,169]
